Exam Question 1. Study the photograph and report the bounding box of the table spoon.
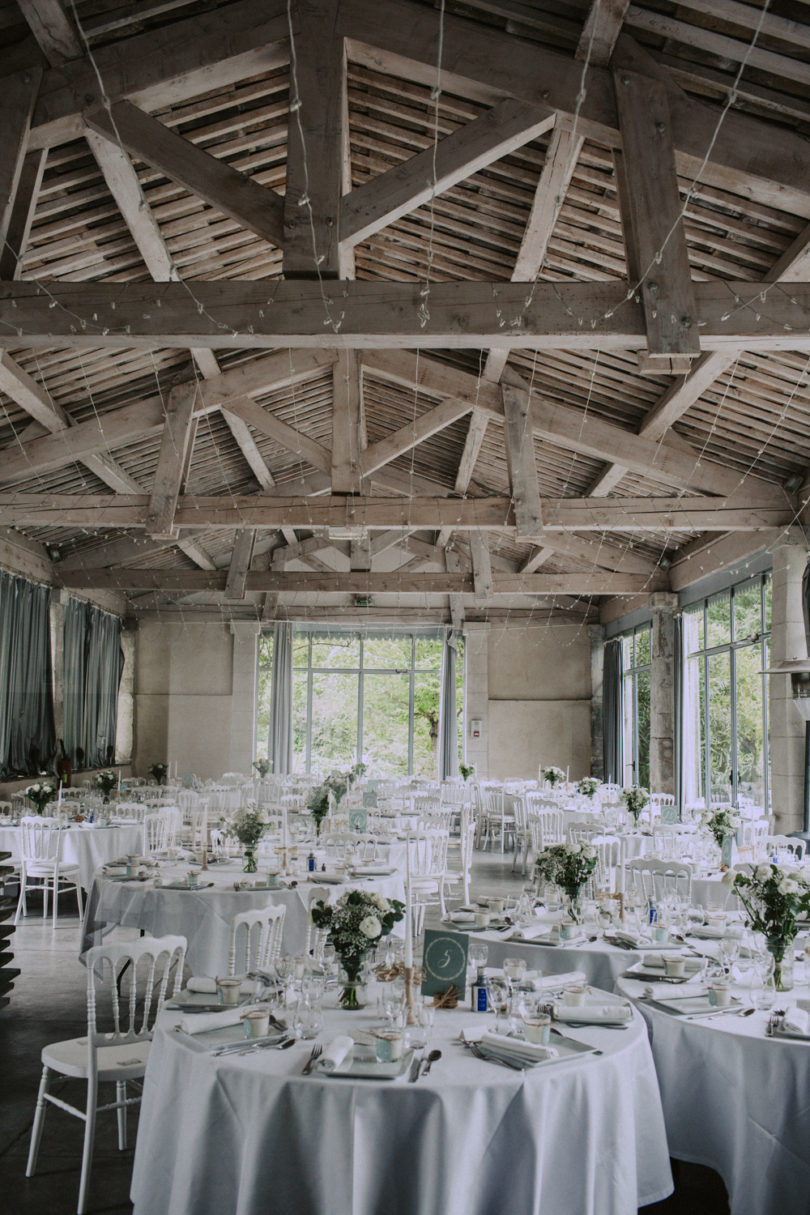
[421,1049,442,1076]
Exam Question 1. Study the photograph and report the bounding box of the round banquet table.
[130,996,672,1215]
[616,966,810,1215]
[0,821,144,889]
[80,860,405,974]
[468,927,643,992]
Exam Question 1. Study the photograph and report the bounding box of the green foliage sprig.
[734,863,810,961]
[307,762,366,835]
[459,762,475,782]
[253,758,271,778]
[621,786,649,823]
[228,807,267,850]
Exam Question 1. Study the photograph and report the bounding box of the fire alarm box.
[470,719,482,738]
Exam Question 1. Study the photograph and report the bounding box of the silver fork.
[302,1043,323,1074]
[468,1042,522,1070]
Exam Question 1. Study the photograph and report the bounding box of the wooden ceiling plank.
[579,0,630,64]
[0,68,43,261]
[222,395,332,476]
[16,0,81,65]
[331,349,363,491]
[361,396,472,478]
[144,383,198,539]
[518,546,555,574]
[613,68,699,360]
[469,531,493,599]
[84,100,285,251]
[350,534,372,571]
[502,377,543,540]
[224,528,256,599]
[0,147,46,279]
[3,279,809,350]
[340,97,554,247]
[284,4,352,278]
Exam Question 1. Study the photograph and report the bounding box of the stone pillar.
[649,592,678,796]
[589,626,605,780]
[463,622,489,779]
[769,533,808,833]
[228,621,262,775]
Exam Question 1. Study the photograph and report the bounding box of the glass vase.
[563,891,582,924]
[243,848,257,874]
[767,936,795,991]
[338,958,368,1010]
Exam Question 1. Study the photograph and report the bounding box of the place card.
[421,929,468,1000]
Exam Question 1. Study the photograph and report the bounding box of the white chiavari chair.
[228,904,287,976]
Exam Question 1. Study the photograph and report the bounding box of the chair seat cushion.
[25,863,81,878]
[42,1037,151,1081]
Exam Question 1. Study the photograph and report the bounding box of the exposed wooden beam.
[59,567,658,595]
[3,280,809,350]
[350,534,372,571]
[224,528,256,600]
[579,0,630,64]
[613,68,699,361]
[84,100,285,250]
[222,395,332,476]
[469,531,493,599]
[0,148,46,280]
[502,377,543,539]
[668,530,781,592]
[0,492,790,533]
[144,383,198,539]
[0,68,42,263]
[284,3,352,278]
[16,0,81,64]
[343,0,810,216]
[340,98,554,247]
[361,396,472,478]
[331,350,362,492]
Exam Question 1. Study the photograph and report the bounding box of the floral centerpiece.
[701,804,741,849]
[541,765,566,788]
[311,889,405,1009]
[25,780,56,814]
[734,863,810,990]
[577,776,601,799]
[149,762,168,786]
[535,842,598,923]
[621,786,649,825]
[459,762,475,782]
[92,770,118,803]
[253,758,271,778]
[228,806,267,873]
[307,761,367,837]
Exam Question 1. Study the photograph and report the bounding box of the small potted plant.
[25,779,57,815]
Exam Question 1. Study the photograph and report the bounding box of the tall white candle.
[282,804,289,853]
[404,836,414,967]
[56,779,62,810]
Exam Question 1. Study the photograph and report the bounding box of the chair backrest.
[142,812,169,855]
[86,935,186,1055]
[528,807,565,850]
[406,829,449,878]
[765,835,804,863]
[228,905,287,976]
[625,857,692,903]
[322,832,358,859]
[566,819,601,845]
[20,817,64,864]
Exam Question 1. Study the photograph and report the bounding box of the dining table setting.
[130,958,673,1215]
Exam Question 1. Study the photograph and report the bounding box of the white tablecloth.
[469,929,642,993]
[0,822,144,889]
[131,997,671,1215]
[616,969,810,1215]
[80,861,405,974]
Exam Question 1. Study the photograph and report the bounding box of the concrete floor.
[0,853,728,1215]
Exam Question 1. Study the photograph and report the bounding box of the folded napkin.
[177,1007,246,1036]
[480,1031,558,1063]
[185,976,258,996]
[610,931,650,949]
[782,1007,810,1035]
[319,1035,354,1072]
[642,953,701,972]
[646,982,707,999]
[555,1003,632,1024]
[530,969,587,991]
[512,923,550,941]
[689,925,726,939]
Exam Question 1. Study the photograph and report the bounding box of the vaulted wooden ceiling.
[1,0,809,626]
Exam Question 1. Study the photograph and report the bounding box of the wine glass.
[485,976,511,1035]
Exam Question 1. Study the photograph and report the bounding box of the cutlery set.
[211,1035,295,1057]
[408,1049,442,1081]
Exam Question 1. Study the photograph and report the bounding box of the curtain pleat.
[62,598,123,769]
[438,628,459,780]
[62,598,87,764]
[0,572,55,777]
[270,621,293,774]
[603,638,623,784]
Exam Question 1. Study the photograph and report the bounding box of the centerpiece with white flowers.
[253,758,271,778]
[577,776,601,799]
[92,770,118,803]
[228,806,267,873]
[25,780,56,815]
[535,842,598,923]
[306,761,366,837]
[541,765,566,789]
[702,804,741,863]
[734,863,810,990]
[621,786,649,825]
[311,889,405,1009]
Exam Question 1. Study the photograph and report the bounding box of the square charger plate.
[166,990,254,1014]
[319,1045,415,1079]
[644,993,741,1016]
[175,1020,287,1051]
[474,1030,600,1068]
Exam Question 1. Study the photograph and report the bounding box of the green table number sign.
[349,806,368,832]
[421,929,468,1000]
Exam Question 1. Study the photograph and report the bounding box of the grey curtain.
[603,638,623,784]
[270,621,293,774]
[63,599,124,768]
[674,613,683,816]
[438,627,460,780]
[0,571,55,778]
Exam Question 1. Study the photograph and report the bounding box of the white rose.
[359,915,381,939]
[782,879,799,895]
[755,865,772,882]
[571,842,582,854]
[583,845,597,860]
